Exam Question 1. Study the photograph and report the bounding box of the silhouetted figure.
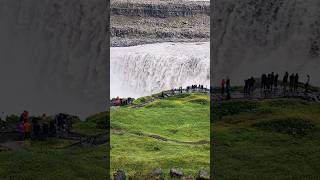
[274,74,279,90]
[244,79,249,96]
[221,79,225,96]
[294,73,299,92]
[261,74,267,90]
[270,72,275,91]
[289,73,295,92]
[249,77,255,95]
[267,73,271,90]
[305,75,310,94]
[49,120,56,137]
[283,72,289,93]
[32,117,41,140]
[226,77,231,100]
[41,122,49,140]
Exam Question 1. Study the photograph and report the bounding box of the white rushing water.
[111,42,210,98]
[0,0,106,118]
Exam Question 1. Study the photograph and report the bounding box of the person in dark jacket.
[283,72,289,93]
[294,73,299,92]
[226,77,231,100]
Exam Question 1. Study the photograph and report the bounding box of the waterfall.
[111,42,210,98]
[0,0,107,118]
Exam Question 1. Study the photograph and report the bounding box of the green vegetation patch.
[111,93,210,177]
[214,100,258,118]
[133,96,153,105]
[253,117,315,137]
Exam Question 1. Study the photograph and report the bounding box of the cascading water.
[0,0,107,118]
[111,42,210,98]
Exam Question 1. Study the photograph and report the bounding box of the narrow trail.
[212,86,320,103]
[112,129,209,145]
[0,141,25,152]
[64,132,109,148]
[130,88,210,109]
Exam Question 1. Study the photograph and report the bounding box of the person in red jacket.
[24,121,31,140]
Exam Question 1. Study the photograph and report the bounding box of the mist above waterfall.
[0,0,107,119]
[212,0,320,86]
[111,42,210,98]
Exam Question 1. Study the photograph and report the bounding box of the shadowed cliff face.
[212,0,320,86]
[0,0,107,118]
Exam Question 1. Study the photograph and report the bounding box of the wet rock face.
[212,0,320,86]
[0,0,107,118]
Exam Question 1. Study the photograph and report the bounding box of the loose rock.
[145,168,164,180]
[197,169,209,180]
[170,168,184,178]
[114,170,126,180]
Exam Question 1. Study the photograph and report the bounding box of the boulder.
[196,169,209,180]
[182,175,195,180]
[145,168,164,180]
[114,170,126,180]
[170,168,184,178]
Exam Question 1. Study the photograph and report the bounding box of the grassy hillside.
[213,98,320,179]
[0,114,108,180]
[111,93,210,178]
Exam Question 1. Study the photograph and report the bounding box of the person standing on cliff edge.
[226,77,231,100]
[221,78,225,96]
[305,75,310,94]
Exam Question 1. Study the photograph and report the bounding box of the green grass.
[111,93,210,178]
[0,140,108,180]
[0,113,108,180]
[213,98,320,179]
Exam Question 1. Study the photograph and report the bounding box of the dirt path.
[131,98,155,108]
[112,129,209,145]
[129,89,209,109]
[0,141,25,152]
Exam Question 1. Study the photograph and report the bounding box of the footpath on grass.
[112,129,209,145]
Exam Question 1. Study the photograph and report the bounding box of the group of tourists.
[260,72,279,92]
[244,77,256,96]
[261,72,310,94]
[218,72,312,100]
[187,84,205,91]
[111,97,135,106]
[282,72,310,93]
[17,111,73,141]
[220,77,231,99]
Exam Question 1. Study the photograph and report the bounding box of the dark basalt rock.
[114,170,126,180]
